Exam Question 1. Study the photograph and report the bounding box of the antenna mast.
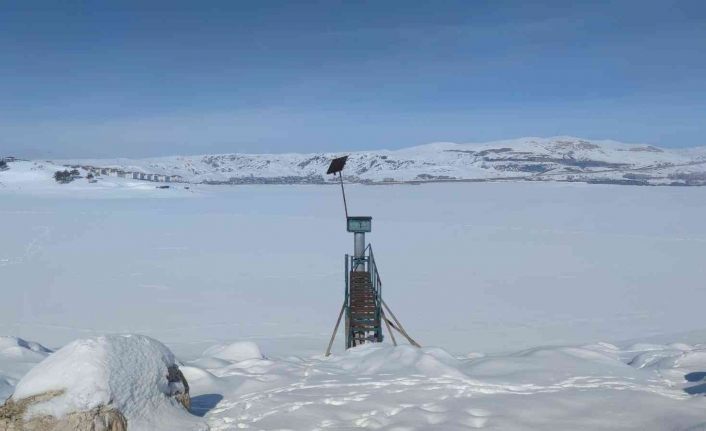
[339,172,349,219]
[327,155,349,219]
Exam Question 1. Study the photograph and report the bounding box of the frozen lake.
[2,182,706,359]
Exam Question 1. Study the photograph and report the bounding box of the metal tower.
[324,156,420,355]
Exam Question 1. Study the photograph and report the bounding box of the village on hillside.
[53,163,185,184]
[75,165,184,183]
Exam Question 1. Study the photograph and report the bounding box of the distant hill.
[27,137,706,186]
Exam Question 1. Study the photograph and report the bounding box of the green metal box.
[347,216,372,233]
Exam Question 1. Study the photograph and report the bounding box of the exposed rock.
[167,365,190,412]
[0,390,127,431]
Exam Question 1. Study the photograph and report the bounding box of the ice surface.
[2,181,706,357]
[11,334,205,430]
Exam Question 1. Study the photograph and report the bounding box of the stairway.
[348,271,383,346]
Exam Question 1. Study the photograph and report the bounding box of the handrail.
[368,246,383,287]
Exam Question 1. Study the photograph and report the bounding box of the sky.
[0,0,705,158]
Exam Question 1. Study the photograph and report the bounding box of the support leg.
[325,301,347,357]
[382,300,421,348]
[381,310,397,346]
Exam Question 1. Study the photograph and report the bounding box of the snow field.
[2,182,706,357]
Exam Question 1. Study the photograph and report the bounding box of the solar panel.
[326,156,348,175]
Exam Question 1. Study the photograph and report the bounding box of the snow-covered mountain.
[31,136,706,186]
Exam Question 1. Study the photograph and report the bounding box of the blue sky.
[1,0,705,158]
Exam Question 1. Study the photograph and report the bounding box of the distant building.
[132,172,140,180]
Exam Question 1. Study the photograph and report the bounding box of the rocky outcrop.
[0,334,199,431]
[0,364,191,431]
[0,390,127,431]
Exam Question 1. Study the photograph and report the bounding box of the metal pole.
[338,172,349,219]
[353,232,365,271]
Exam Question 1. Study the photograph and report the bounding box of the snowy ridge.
[53,136,706,186]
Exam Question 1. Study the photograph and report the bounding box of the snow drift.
[4,336,706,429]
[0,337,52,403]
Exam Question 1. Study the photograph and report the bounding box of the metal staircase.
[325,243,421,355]
[346,245,383,347]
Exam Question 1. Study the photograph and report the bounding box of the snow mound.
[326,344,465,378]
[0,336,52,360]
[11,334,205,430]
[0,337,52,403]
[203,341,264,362]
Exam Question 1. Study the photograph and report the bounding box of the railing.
[367,244,383,312]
